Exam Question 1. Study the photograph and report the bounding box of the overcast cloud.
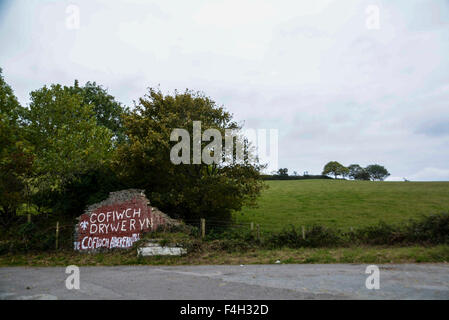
[1,0,448,180]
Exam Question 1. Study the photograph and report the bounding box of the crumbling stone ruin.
[74,189,180,252]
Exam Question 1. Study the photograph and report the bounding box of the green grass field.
[234,180,449,232]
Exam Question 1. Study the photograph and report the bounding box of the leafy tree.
[340,166,350,179]
[115,88,266,222]
[68,80,128,144]
[348,164,362,179]
[276,168,289,176]
[34,166,126,218]
[32,81,130,217]
[0,68,34,226]
[348,164,370,180]
[23,84,114,191]
[365,164,390,181]
[356,169,371,180]
[322,161,347,179]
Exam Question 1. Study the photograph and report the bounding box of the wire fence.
[180,217,362,242]
[12,211,448,252]
[183,218,359,233]
[26,216,364,251]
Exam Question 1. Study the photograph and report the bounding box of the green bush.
[350,213,449,246]
[352,221,405,245]
[205,212,449,249]
[2,212,448,254]
[304,225,342,247]
[3,222,56,252]
[404,213,449,244]
[265,225,341,248]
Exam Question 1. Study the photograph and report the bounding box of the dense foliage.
[3,211,448,254]
[323,161,390,181]
[114,88,266,222]
[322,161,349,179]
[0,69,33,227]
[0,71,265,233]
[24,84,114,189]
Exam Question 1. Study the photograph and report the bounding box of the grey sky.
[1,0,448,180]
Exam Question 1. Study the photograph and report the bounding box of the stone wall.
[74,189,179,252]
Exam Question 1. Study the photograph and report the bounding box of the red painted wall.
[74,197,166,251]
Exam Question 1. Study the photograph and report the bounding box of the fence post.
[302,226,305,240]
[201,218,206,239]
[55,221,59,250]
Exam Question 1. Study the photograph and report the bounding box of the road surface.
[1,264,448,300]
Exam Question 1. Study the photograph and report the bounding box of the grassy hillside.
[234,180,449,232]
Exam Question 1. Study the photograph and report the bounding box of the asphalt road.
[1,264,448,300]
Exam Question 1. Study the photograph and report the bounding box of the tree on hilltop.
[322,161,348,179]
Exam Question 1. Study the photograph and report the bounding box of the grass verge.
[1,245,448,266]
